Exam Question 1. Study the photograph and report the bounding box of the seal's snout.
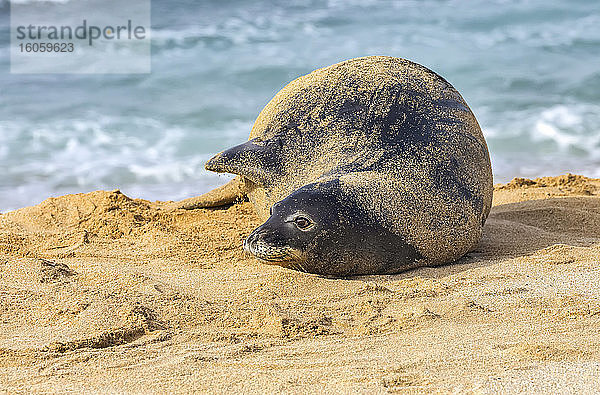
[243,225,303,263]
[243,228,269,256]
[243,231,259,255]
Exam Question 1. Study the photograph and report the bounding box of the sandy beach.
[1,173,599,393]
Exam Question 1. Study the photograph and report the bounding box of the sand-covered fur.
[202,56,493,274]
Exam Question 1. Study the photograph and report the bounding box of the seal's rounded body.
[195,56,492,276]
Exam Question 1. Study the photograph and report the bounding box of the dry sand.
[1,173,599,393]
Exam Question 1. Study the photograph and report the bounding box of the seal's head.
[243,184,340,272]
[243,180,423,276]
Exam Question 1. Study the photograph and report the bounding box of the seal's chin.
[243,236,305,265]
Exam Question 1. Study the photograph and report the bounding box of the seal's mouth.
[243,231,305,265]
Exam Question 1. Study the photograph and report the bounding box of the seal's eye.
[294,216,312,230]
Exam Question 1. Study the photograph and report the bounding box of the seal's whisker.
[297,261,307,273]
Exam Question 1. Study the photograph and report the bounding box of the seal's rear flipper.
[205,138,281,187]
[163,176,247,210]
[163,137,281,210]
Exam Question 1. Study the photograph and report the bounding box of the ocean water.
[1,0,599,211]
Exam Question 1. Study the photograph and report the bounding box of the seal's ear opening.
[205,138,282,187]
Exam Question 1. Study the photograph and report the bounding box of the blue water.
[1,0,600,211]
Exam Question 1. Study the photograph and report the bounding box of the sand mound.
[494,173,599,205]
[1,175,600,392]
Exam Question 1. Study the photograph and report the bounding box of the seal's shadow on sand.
[357,196,600,281]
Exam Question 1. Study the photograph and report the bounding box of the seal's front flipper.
[163,176,247,210]
[205,138,282,187]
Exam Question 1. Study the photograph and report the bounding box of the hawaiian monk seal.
[170,56,493,276]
